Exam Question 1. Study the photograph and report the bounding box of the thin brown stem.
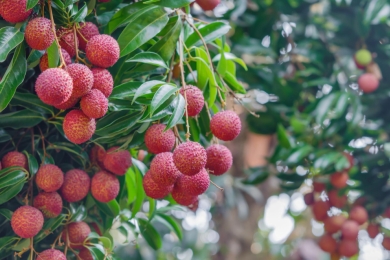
[179,35,191,141]
[29,237,34,260]
[210,180,224,191]
[48,0,66,68]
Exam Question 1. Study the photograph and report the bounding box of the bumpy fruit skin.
[355,49,372,66]
[303,192,315,206]
[33,192,63,218]
[318,234,337,253]
[383,237,390,250]
[196,0,220,11]
[210,110,242,141]
[35,164,64,192]
[349,205,368,225]
[63,110,96,144]
[40,49,71,72]
[175,168,210,196]
[36,68,73,106]
[312,200,331,221]
[358,73,379,93]
[54,96,79,110]
[173,141,207,176]
[78,248,93,260]
[77,22,100,51]
[180,85,204,117]
[91,171,120,202]
[61,169,91,203]
[313,181,326,192]
[25,18,55,50]
[89,145,106,168]
[103,147,132,175]
[86,34,119,68]
[62,221,91,249]
[188,197,199,211]
[58,29,78,57]
[328,190,347,208]
[206,144,233,175]
[143,171,173,199]
[37,249,66,260]
[80,89,108,118]
[11,206,44,238]
[324,215,346,234]
[367,223,380,239]
[0,0,32,23]
[150,152,180,186]
[1,151,28,170]
[171,186,198,206]
[91,68,113,97]
[66,64,94,98]
[338,240,359,257]
[341,220,359,240]
[330,172,348,189]
[144,124,175,154]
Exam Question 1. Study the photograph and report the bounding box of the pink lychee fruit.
[60,169,91,203]
[80,89,108,119]
[210,110,242,141]
[173,141,207,176]
[91,170,120,203]
[63,110,96,144]
[144,124,175,154]
[103,147,132,176]
[180,85,205,117]
[11,205,44,238]
[35,164,64,192]
[86,34,119,68]
[149,152,180,186]
[143,170,173,199]
[205,144,233,175]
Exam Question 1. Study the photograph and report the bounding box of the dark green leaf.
[185,22,230,47]
[0,27,24,62]
[11,92,54,115]
[242,167,269,184]
[137,218,162,250]
[150,84,177,114]
[132,80,165,104]
[166,94,185,129]
[0,209,12,220]
[110,81,142,99]
[23,152,38,175]
[47,41,59,69]
[125,168,136,205]
[364,0,387,24]
[277,124,292,149]
[148,197,156,220]
[94,198,120,218]
[285,145,313,165]
[34,214,67,243]
[126,52,168,68]
[155,213,183,240]
[0,180,26,205]
[223,71,246,94]
[73,3,88,22]
[27,0,39,9]
[0,110,44,129]
[131,168,145,218]
[158,0,193,8]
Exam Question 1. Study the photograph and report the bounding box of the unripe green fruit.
[11,205,44,238]
[355,49,372,66]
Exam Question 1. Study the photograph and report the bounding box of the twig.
[48,0,66,68]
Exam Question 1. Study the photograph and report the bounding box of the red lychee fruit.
[330,172,348,189]
[77,22,100,51]
[303,192,315,206]
[175,169,210,196]
[54,96,79,110]
[349,205,368,225]
[58,29,79,58]
[367,223,380,239]
[63,110,96,144]
[205,144,233,176]
[150,152,180,186]
[103,147,132,175]
[171,186,198,206]
[180,85,204,117]
[35,164,64,192]
[0,0,32,23]
[66,63,94,98]
[358,73,379,93]
[39,49,72,72]
[330,253,341,260]
[60,169,91,203]
[341,220,359,240]
[86,34,119,68]
[188,197,199,211]
[144,124,175,154]
[324,215,347,234]
[312,200,331,221]
[383,236,390,250]
[78,248,93,260]
[25,17,55,50]
[195,0,220,11]
[91,171,120,203]
[80,89,108,119]
[143,171,173,199]
[62,221,91,249]
[328,190,347,208]
[89,145,106,168]
[210,110,242,141]
[384,208,390,218]
[35,68,73,106]
[11,205,44,238]
[37,249,66,260]
[1,151,28,170]
[33,191,63,218]
[173,141,207,176]
[318,234,337,253]
[91,68,113,98]
[313,181,326,192]
[338,240,358,257]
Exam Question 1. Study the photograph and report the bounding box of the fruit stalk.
[178,34,191,140]
[47,0,66,67]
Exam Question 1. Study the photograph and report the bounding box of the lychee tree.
[0,0,246,259]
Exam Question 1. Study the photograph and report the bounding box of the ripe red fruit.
[11,205,44,238]
[61,169,91,203]
[91,171,120,203]
[35,68,73,106]
[384,208,390,218]
[324,215,347,234]
[63,110,96,144]
[80,89,108,119]
[196,0,220,11]
[1,151,28,170]
[78,248,93,260]
[89,145,106,168]
[77,22,100,51]
[150,152,180,186]
[303,192,315,206]
[341,220,359,240]
[62,221,91,249]
[358,73,379,93]
[175,169,210,196]
[91,68,114,98]
[33,192,63,218]
[188,197,199,211]
[367,223,380,239]
[40,49,72,72]
[143,171,173,199]
[86,34,120,68]
[35,164,64,192]
[103,147,132,175]
[0,0,32,23]
[328,190,347,208]
[338,240,359,257]
[58,29,79,58]
[171,186,198,206]
[210,110,242,141]
[25,17,55,50]
[173,141,207,176]
[54,96,79,110]
[349,205,368,225]
[66,63,94,98]
[383,236,390,250]
[318,234,337,253]
[144,124,175,154]
[313,181,326,192]
[330,172,348,189]
[312,200,331,221]
[37,249,66,260]
[180,85,205,117]
[205,144,233,176]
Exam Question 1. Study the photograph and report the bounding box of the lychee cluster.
[354,49,381,93]
[195,0,221,11]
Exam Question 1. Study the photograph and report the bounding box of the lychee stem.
[47,0,66,68]
[178,34,191,141]
[29,237,34,260]
[210,180,224,191]
[73,25,90,66]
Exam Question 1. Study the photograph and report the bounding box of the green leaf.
[223,72,246,94]
[158,0,193,8]
[194,47,217,105]
[148,197,156,220]
[126,52,168,68]
[166,94,185,129]
[277,124,292,149]
[0,170,27,189]
[364,0,387,24]
[23,152,38,175]
[0,209,12,220]
[185,22,231,47]
[155,213,183,240]
[242,167,269,184]
[125,168,136,205]
[87,0,96,14]
[285,145,313,165]
[0,180,26,205]
[213,53,247,70]
[0,110,44,129]
[316,93,339,125]
[110,81,142,100]
[217,51,227,77]
[132,80,166,103]
[69,204,87,222]
[0,43,27,112]
[150,84,177,114]
[47,41,59,69]
[27,0,39,9]
[131,168,145,218]
[27,50,44,68]
[0,27,24,62]
[94,198,120,218]
[0,237,19,252]
[73,3,88,22]
[137,218,162,250]
[10,92,54,115]
[34,214,67,243]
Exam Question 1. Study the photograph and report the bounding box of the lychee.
[367,223,380,239]
[195,0,220,11]
[91,171,120,203]
[173,141,207,176]
[77,22,100,51]
[60,169,91,203]
[25,17,55,50]
[62,221,91,249]
[313,181,326,192]
[80,89,108,118]
[355,49,372,66]
[210,110,241,141]
[349,205,368,225]
[35,68,73,106]
[86,34,119,68]
[205,144,233,175]
[180,85,204,117]
[143,171,173,199]
[312,200,330,221]
[11,205,44,238]
[188,197,199,211]
[328,190,347,208]
[91,68,114,97]
[35,164,64,192]
[66,63,94,98]
[171,186,198,206]
[175,169,210,196]
[63,110,96,144]
[89,145,106,168]
[358,73,379,93]
[330,172,348,189]
[54,96,79,110]
[1,151,28,170]
[78,248,93,260]
[103,147,132,175]
[303,192,315,206]
[144,124,175,154]
[33,192,63,218]
[384,208,390,218]
[341,220,359,240]
[40,49,72,72]
[37,249,66,260]
[383,236,390,250]
[338,240,358,257]
[0,0,32,23]
[150,152,180,186]
[324,215,346,234]
[318,234,337,253]
[58,29,79,58]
